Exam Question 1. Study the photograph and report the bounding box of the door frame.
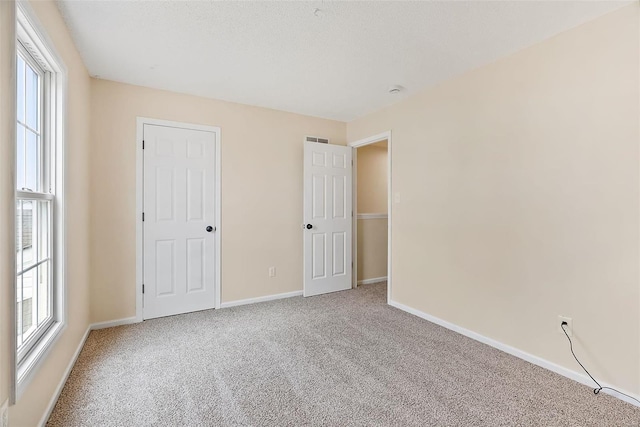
[135,117,222,322]
[348,131,392,303]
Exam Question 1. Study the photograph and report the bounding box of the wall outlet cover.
[558,315,573,337]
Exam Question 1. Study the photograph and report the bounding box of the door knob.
[305,224,313,230]
[206,226,214,232]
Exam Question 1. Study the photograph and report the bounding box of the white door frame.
[348,131,392,303]
[136,117,222,322]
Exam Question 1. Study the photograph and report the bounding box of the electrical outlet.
[558,315,573,337]
[268,267,276,278]
[1,399,8,427]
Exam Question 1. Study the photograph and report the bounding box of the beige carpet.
[48,282,639,426]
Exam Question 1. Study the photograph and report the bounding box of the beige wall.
[356,141,388,281]
[6,1,92,426]
[348,4,640,394]
[0,0,16,412]
[356,141,387,213]
[357,219,387,281]
[90,80,346,322]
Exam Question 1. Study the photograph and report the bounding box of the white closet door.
[303,141,353,297]
[143,124,216,319]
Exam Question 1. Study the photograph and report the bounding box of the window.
[15,4,65,396]
[16,47,53,355]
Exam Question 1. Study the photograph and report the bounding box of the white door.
[143,124,217,319]
[303,141,353,297]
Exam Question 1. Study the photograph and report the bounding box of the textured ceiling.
[56,1,628,122]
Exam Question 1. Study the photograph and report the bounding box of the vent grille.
[305,136,329,144]
[19,40,52,73]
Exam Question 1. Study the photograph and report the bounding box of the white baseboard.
[90,316,139,330]
[388,299,640,408]
[220,290,303,308]
[1,399,8,427]
[37,326,91,427]
[358,276,387,285]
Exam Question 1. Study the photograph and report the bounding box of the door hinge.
[142,140,145,149]
[142,212,145,222]
[142,284,145,294]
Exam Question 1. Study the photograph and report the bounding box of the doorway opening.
[349,132,392,302]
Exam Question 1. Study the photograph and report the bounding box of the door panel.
[333,176,346,218]
[312,233,326,279]
[143,124,216,319]
[312,175,326,219]
[303,141,352,297]
[155,240,175,296]
[186,169,205,221]
[333,232,346,276]
[186,238,205,292]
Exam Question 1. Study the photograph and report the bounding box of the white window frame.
[13,2,67,402]
[16,42,53,362]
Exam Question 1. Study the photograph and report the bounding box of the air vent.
[305,136,329,144]
[19,40,52,73]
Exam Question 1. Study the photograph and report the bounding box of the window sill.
[16,320,65,400]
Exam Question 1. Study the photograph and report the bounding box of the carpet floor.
[48,282,639,426]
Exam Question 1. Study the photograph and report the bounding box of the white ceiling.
[56,1,628,122]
